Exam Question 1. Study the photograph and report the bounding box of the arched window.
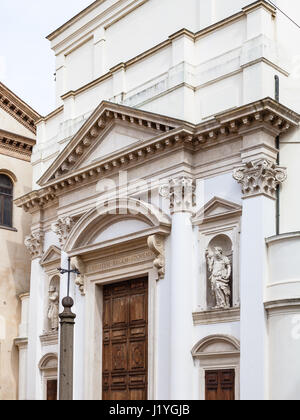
[0,174,13,228]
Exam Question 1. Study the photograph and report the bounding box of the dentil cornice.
[233,159,287,199]
[15,98,300,213]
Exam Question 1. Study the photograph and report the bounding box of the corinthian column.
[160,176,196,400]
[233,158,287,400]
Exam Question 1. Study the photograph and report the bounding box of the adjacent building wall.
[0,154,32,400]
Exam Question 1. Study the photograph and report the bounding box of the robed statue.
[48,286,59,331]
[206,247,232,309]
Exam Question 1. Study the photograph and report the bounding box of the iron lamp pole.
[57,257,80,401]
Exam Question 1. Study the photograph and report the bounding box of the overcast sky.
[0,0,94,116]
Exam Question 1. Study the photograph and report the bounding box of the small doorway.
[47,379,58,401]
[205,369,235,400]
[102,278,148,400]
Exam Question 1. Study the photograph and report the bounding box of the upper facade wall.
[50,0,252,103]
[34,1,300,190]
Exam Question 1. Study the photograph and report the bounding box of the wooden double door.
[102,278,148,400]
[205,370,235,400]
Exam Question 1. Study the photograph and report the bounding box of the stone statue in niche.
[205,247,232,309]
[47,286,59,332]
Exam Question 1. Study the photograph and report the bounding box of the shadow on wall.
[0,315,5,340]
[6,240,31,295]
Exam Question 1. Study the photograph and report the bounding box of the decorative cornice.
[24,231,44,259]
[0,129,35,161]
[266,231,300,245]
[40,245,61,268]
[264,299,300,316]
[193,307,240,326]
[160,176,196,214]
[15,98,300,213]
[242,0,276,17]
[147,234,165,279]
[233,159,287,199]
[14,337,28,349]
[38,101,183,186]
[193,196,242,225]
[0,82,40,134]
[40,332,59,346]
[51,216,75,247]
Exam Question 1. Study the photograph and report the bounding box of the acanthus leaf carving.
[233,159,287,199]
[51,216,75,247]
[24,231,44,259]
[147,234,165,279]
[160,176,196,213]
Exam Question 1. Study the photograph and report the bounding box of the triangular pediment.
[193,196,242,224]
[39,101,184,186]
[40,245,61,267]
[75,121,156,170]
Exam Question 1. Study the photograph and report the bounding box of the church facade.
[15,0,300,400]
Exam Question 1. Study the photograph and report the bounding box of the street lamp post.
[57,257,80,401]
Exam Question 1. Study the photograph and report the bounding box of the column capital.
[160,176,196,213]
[24,231,44,259]
[233,159,287,199]
[52,216,75,247]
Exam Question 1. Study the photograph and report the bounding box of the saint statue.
[47,286,59,331]
[205,247,232,309]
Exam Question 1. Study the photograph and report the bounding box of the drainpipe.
[275,75,280,235]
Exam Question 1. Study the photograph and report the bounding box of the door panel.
[205,370,235,401]
[46,379,57,401]
[102,278,148,400]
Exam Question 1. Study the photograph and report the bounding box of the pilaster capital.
[147,234,165,280]
[51,216,75,247]
[24,231,44,260]
[233,159,287,199]
[160,176,196,213]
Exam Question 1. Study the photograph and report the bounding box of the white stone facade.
[16,0,300,400]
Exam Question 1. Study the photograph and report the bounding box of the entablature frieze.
[15,98,300,213]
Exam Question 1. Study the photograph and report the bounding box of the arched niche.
[206,234,233,309]
[194,197,241,318]
[46,275,60,334]
[192,335,240,400]
[64,198,171,252]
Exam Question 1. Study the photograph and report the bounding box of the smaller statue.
[48,286,59,332]
[206,247,232,309]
